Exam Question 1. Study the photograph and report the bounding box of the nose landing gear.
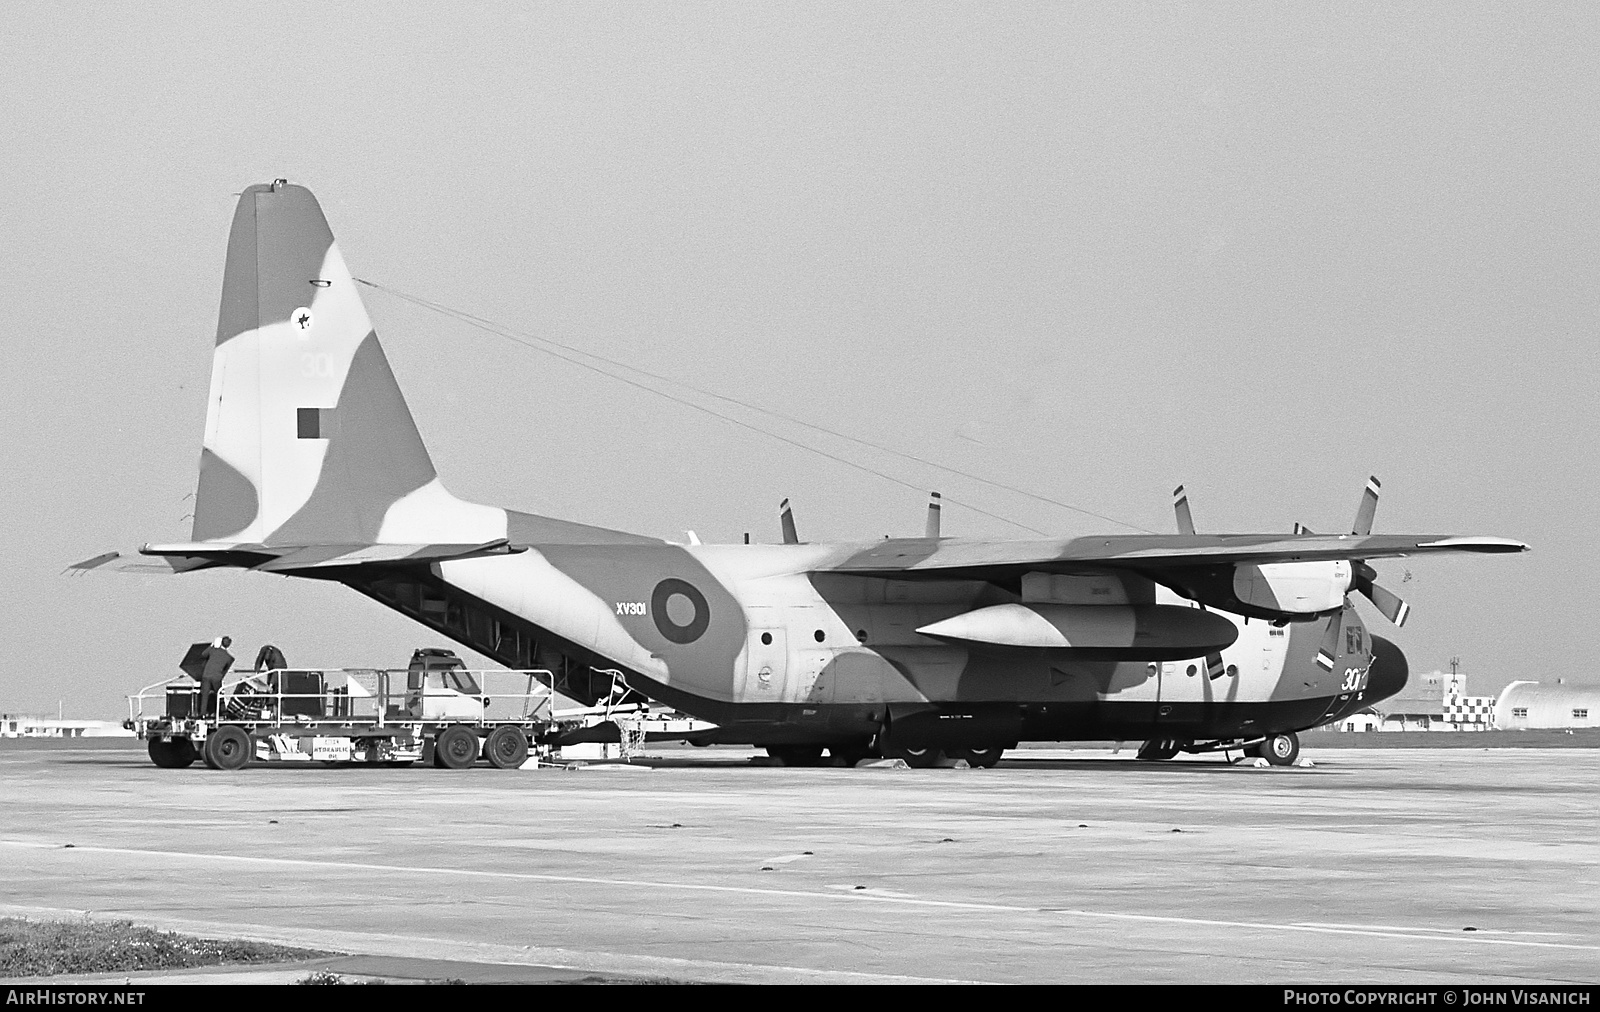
[1135,731,1303,766]
[1244,731,1300,766]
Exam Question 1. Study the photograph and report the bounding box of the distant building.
[1494,682,1600,729]
[0,714,133,739]
[1330,711,1382,732]
[1331,668,1495,732]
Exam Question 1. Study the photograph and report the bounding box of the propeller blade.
[1361,580,1410,628]
[925,491,942,539]
[1352,475,1381,536]
[779,498,799,545]
[1316,610,1343,671]
[1173,485,1195,536]
[1352,560,1410,626]
[1206,653,1226,680]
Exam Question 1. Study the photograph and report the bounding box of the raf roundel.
[290,307,314,335]
[651,578,710,644]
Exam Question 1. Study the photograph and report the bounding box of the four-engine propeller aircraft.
[79,181,1527,767]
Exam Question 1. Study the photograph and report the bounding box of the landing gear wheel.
[1136,739,1183,762]
[947,746,1005,768]
[828,744,873,768]
[148,737,197,769]
[434,724,481,769]
[1254,731,1299,766]
[484,726,529,769]
[200,725,252,771]
[766,745,826,767]
[877,735,944,769]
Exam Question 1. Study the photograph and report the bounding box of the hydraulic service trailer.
[125,664,672,771]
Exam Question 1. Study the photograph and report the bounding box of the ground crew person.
[197,636,235,717]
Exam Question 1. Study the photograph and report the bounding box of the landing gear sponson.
[1135,731,1301,767]
[764,740,1007,769]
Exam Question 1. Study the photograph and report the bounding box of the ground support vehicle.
[127,659,717,771]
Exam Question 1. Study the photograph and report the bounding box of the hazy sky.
[2,3,1595,717]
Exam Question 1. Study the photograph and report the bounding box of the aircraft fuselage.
[343,538,1390,750]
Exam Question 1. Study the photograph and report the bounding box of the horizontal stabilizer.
[67,551,220,575]
[135,538,520,573]
[252,539,521,572]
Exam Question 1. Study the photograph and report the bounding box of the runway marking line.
[3,839,1595,953]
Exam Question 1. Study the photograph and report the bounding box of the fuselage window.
[760,632,772,646]
[813,629,825,643]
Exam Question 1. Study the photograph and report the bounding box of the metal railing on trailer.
[127,667,558,771]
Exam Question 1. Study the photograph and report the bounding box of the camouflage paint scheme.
[87,182,1526,756]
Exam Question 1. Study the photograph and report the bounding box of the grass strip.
[0,916,326,977]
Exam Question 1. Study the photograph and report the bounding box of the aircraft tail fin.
[193,180,503,548]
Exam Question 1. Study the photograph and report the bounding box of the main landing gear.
[876,729,1006,769]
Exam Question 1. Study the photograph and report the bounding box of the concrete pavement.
[1,743,1595,984]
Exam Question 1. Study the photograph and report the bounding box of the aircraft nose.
[1367,635,1409,704]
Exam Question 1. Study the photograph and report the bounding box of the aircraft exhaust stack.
[925,492,941,539]
[779,498,799,545]
[1173,485,1195,536]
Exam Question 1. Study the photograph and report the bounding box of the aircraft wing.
[825,533,1527,580]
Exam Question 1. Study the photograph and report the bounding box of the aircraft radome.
[77,181,1528,768]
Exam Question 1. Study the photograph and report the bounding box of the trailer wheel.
[435,724,481,769]
[484,726,529,769]
[201,725,253,771]
[148,737,197,769]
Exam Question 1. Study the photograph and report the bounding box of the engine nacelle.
[1231,560,1351,614]
[1160,560,1352,621]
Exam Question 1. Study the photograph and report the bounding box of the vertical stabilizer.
[192,180,502,547]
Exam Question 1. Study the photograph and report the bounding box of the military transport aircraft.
[78,181,1527,768]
